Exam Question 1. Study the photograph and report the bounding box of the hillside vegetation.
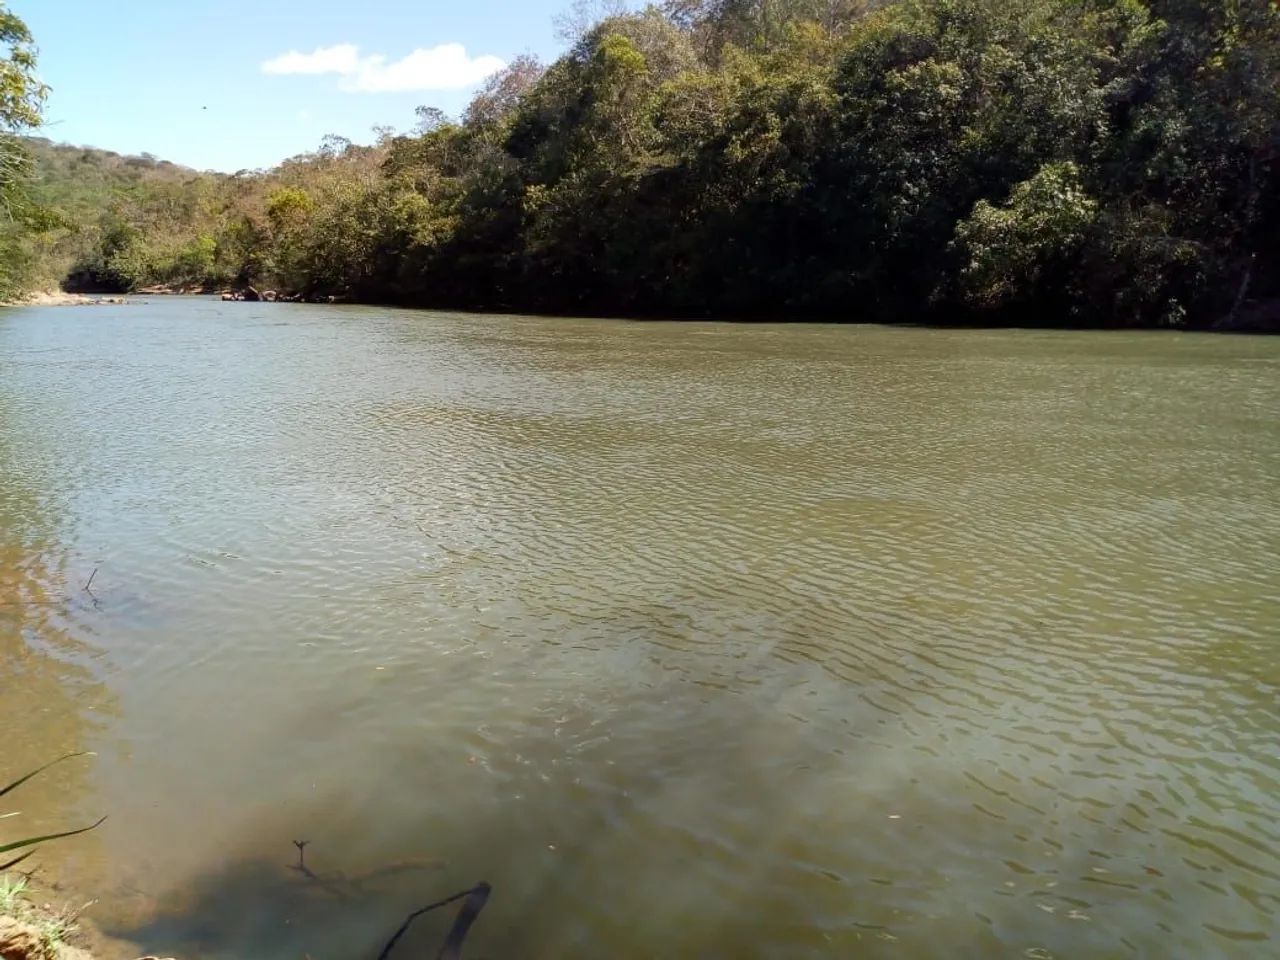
[15,0,1280,327]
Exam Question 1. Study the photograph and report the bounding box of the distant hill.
[15,134,385,294]
[23,137,217,212]
[17,137,238,292]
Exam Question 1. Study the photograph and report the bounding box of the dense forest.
[5,0,1280,327]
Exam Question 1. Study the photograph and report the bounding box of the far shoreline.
[7,286,1279,334]
[0,290,130,308]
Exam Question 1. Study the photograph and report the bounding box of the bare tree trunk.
[1221,152,1263,330]
[1227,252,1256,327]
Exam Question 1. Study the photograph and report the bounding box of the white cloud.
[263,44,361,76]
[261,43,505,93]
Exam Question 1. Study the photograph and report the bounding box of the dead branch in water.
[285,841,488,958]
[288,839,355,902]
[293,839,309,867]
[0,566,103,608]
[435,883,491,960]
[289,840,442,902]
[376,882,491,960]
[82,566,103,610]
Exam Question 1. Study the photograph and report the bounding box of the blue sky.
[15,0,587,172]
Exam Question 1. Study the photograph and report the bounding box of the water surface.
[2,299,1278,958]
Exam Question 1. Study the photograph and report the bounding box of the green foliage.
[0,2,44,133]
[265,186,316,286]
[0,874,27,914]
[0,2,48,299]
[266,186,314,232]
[20,0,1280,326]
[952,161,1098,310]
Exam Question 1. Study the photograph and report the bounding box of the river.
[1,299,1277,958]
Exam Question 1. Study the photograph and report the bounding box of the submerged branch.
[287,842,490,959]
[376,882,491,960]
[288,840,355,902]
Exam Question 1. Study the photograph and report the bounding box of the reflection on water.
[1,300,1278,958]
[0,392,116,905]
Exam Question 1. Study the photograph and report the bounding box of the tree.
[265,186,316,287]
[951,161,1098,313]
[663,0,885,56]
[817,0,1112,318]
[0,3,45,133]
[463,56,545,134]
[413,106,450,135]
[1090,0,1280,322]
[0,2,48,296]
[553,0,634,43]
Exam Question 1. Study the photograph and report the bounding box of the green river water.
[1,299,1277,958]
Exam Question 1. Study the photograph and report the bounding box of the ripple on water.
[0,303,1277,957]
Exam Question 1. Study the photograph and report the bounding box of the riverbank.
[56,283,1280,333]
[2,881,102,960]
[0,875,169,960]
[0,913,92,960]
[0,291,130,308]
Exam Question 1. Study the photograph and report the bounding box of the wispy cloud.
[261,43,505,92]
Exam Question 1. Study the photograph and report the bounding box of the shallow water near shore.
[2,298,1278,958]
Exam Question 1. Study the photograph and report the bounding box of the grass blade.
[0,816,107,856]
[0,850,35,871]
[0,754,91,801]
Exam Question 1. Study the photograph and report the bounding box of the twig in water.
[376,882,491,960]
[0,573,100,607]
[288,840,354,901]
